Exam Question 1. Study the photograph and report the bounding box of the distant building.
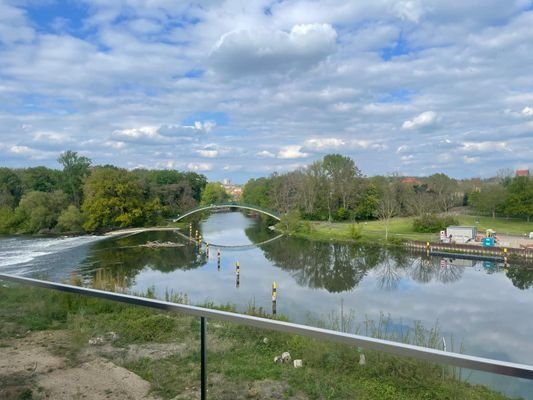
[516,169,530,177]
[222,183,243,200]
[401,177,421,185]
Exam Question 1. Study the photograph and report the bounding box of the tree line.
[0,151,208,234]
[2,151,531,235]
[243,154,533,227]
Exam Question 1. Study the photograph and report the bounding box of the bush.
[349,224,363,240]
[335,207,350,221]
[412,214,459,233]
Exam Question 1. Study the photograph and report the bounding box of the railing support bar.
[201,316,207,400]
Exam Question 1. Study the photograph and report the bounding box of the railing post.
[201,316,207,400]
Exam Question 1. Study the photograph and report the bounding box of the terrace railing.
[1,273,533,399]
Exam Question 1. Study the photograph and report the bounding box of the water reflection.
[75,212,526,296]
[78,231,207,282]
[259,238,477,292]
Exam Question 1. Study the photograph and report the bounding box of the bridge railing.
[1,273,532,399]
[175,202,280,221]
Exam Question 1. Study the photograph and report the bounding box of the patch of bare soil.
[171,374,307,400]
[1,330,307,400]
[0,330,160,400]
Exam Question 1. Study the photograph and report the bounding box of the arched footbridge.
[173,202,280,222]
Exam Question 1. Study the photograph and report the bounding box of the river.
[1,211,533,398]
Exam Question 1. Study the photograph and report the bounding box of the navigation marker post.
[272,281,277,315]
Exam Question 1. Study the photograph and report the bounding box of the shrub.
[349,224,363,240]
[412,214,459,233]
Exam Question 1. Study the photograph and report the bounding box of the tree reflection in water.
[76,224,521,293]
[77,230,207,285]
[260,238,472,293]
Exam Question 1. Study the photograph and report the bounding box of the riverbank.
[0,282,515,400]
[288,215,533,249]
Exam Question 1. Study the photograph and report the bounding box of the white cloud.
[305,138,381,151]
[277,145,309,159]
[400,154,415,164]
[32,131,71,143]
[114,126,160,139]
[187,162,213,172]
[402,111,438,130]
[397,145,409,153]
[463,156,480,164]
[394,1,424,22]
[522,106,533,116]
[209,24,337,77]
[10,145,32,154]
[256,150,276,158]
[460,142,510,153]
[305,138,345,150]
[197,149,218,158]
[1,1,533,181]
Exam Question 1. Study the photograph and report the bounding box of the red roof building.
[401,177,421,185]
[516,170,530,177]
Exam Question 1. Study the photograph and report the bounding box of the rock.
[359,353,366,365]
[106,332,119,341]
[88,336,105,346]
[281,352,291,363]
[262,337,269,344]
[274,355,283,364]
[293,359,303,368]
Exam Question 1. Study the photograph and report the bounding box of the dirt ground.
[0,330,306,400]
[495,234,533,249]
[0,330,160,400]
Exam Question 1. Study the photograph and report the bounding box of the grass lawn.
[300,215,533,244]
[456,215,533,236]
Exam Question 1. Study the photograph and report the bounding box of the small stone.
[263,337,269,344]
[293,359,303,368]
[274,355,283,364]
[359,353,366,365]
[106,332,119,341]
[88,336,105,346]
[281,352,291,363]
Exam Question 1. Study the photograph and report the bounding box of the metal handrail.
[2,273,533,384]
[173,202,281,222]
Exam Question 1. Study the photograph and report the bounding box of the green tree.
[376,180,400,241]
[468,184,507,218]
[57,150,92,206]
[0,167,22,208]
[242,177,271,208]
[13,191,68,233]
[200,182,230,205]
[183,172,208,202]
[504,176,533,221]
[278,209,302,234]
[133,169,199,218]
[57,205,85,232]
[17,166,61,193]
[355,183,380,220]
[323,154,362,210]
[82,167,161,232]
[426,173,458,212]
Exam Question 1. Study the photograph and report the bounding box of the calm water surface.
[2,211,533,398]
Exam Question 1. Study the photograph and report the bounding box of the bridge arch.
[173,202,281,222]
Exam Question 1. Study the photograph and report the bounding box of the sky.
[0,0,532,183]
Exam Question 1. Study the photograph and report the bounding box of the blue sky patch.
[381,34,410,61]
[183,112,229,126]
[25,1,89,35]
[380,88,414,103]
[184,69,205,79]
